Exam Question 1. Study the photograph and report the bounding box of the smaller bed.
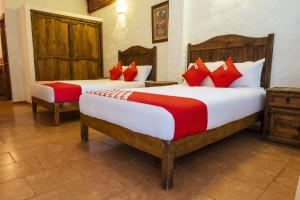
[31,46,157,125]
[79,34,274,190]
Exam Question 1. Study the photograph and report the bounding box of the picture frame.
[151,1,169,43]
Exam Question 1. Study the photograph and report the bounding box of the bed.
[79,34,274,189]
[31,46,157,125]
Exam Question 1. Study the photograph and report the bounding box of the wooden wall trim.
[87,0,116,13]
[31,9,102,24]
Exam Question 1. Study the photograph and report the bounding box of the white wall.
[4,8,26,101]
[167,0,188,81]
[90,0,168,81]
[185,0,300,87]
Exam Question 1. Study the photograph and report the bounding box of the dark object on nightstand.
[145,81,178,87]
[263,87,300,146]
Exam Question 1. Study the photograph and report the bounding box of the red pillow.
[109,61,123,80]
[182,58,210,86]
[123,61,137,81]
[209,57,242,87]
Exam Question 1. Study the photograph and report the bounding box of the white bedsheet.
[31,79,145,103]
[80,85,266,141]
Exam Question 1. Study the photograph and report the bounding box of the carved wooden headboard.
[187,34,274,88]
[118,46,157,81]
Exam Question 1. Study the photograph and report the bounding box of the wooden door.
[69,21,102,80]
[0,14,12,100]
[31,12,70,81]
[31,10,103,81]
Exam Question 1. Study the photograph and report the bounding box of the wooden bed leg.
[161,141,175,190]
[81,122,89,142]
[32,101,37,114]
[53,103,61,126]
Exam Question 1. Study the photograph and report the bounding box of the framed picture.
[151,1,169,43]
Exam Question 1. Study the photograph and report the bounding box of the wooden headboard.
[118,46,157,81]
[187,34,274,88]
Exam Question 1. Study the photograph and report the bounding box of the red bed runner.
[43,82,82,103]
[89,89,208,140]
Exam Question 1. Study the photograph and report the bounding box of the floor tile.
[25,165,82,195]
[10,146,49,162]
[64,173,125,200]
[0,153,14,166]
[201,175,264,200]
[178,156,228,184]
[0,140,26,153]
[184,190,216,200]
[242,151,290,174]
[0,159,45,183]
[287,155,300,170]
[224,163,279,189]
[28,189,70,200]
[276,167,300,189]
[0,178,34,200]
[253,143,297,160]
[69,157,113,178]
[37,150,84,169]
[258,182,296,200]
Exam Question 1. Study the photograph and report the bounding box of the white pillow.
[134,65,152,81]
[183,61,224,87]
[118,66,128,80]
[230,58,265,88]
[118,65,152,81]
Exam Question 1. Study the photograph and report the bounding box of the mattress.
[31,79,145,103]
[80,85,266,141]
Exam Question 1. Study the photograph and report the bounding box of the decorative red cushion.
[182,57,210,86]
[109,61,122,80]
[209,57,242,87]
[123,61,137,81]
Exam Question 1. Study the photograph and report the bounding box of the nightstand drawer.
[270,110,300,140]
[270,94,300,109]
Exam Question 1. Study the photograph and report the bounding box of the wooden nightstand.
[145,81,178,87]
[263,87,300,146]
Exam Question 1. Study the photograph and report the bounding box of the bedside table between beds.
[263,87,300,146]
[145,81,178,87]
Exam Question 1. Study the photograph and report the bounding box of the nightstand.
[263,87,300,146]
[145,81,178,87]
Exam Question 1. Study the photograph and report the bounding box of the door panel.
[0,15,12,100]
[69,22,100,58]
[69,22,101,79]
[35,59,70,81]
[71,60,99,80]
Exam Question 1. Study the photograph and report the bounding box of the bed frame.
[32,46,157,126]
[80,34,274,189]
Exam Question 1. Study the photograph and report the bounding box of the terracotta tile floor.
[0,100,299,200]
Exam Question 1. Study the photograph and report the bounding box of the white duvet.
[80,85,266,141]
[31,79,145,103]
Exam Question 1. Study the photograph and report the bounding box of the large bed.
[31,46,157,125]
[79,34,274,189]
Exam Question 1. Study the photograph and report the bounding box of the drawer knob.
[286,97,290,103]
